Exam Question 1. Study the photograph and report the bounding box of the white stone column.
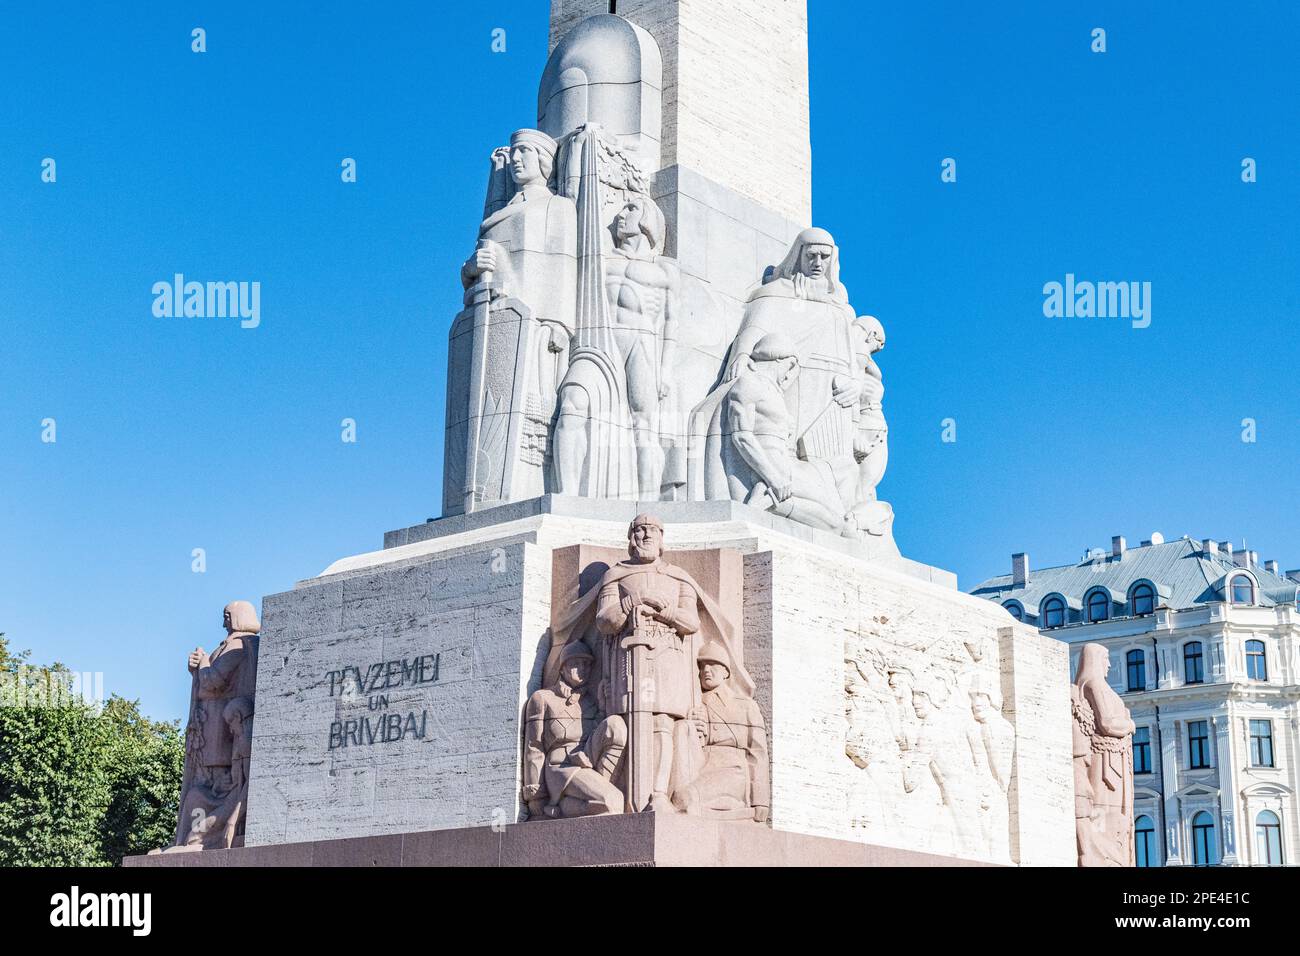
[1160,717,1184,865]
[1213,711,1239,864]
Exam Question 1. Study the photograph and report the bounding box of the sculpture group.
[844,642,1015,861]
[523,515,768,821]
[444,15,893,545]
[150,11,1110,867]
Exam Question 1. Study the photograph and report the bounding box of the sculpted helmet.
[558,640,594,668]
[698,640,732,673]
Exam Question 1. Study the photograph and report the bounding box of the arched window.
[1126,650,1146,692]
[1255,811,1283,866]
[1192,811,1217,867]
[1042,597,1065,629]
[1246,640,1268,681]
[1086,589,1110,623]
[1183,642,1204,684]
[1003,601,1023,621]
[1231,575,1254,605]
[1130,582,1156,616]
[1135,815,1157,867]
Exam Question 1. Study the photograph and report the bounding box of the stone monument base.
[238,495,1075,866]
[125,813,991,867]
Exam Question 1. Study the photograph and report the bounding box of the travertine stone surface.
[747,542,1074,866]
[1000,625,1078,866]
[245,540,551,846]
[247,508,1072,864]
[549,0,812,225]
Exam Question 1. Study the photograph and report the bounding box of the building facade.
[972,534,1300,866]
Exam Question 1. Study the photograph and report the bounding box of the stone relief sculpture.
[521,641,627,819]
[554,187,681,499]
[1072,643,1136,866]
[446,127,577,516]
[845,651,904,830]
[967,677,1015,862]
[844,639,1015,862]
[672,641,769,821]
[691,228,894,542]
[442,9,901,553]
[714,333,852,534]
[155,600,260,853]
[531,515,765,820]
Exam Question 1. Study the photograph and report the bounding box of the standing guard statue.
[1071,643,1136,866]
[154,600,260,853]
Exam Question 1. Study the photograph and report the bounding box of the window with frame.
[1188,720,1211,769]
[1255,811,1283,866]
[1133,727,1151,773]
[1231,575,1254,605]
[1003,601,1022,621]
[1086,589,1110,623]
[1126,650,1145,692]
[1130,582,1156,616]
[1192,811,1217,866]
[1246,640,1268,681]
[1135,815,1157,867]
[1183,642,1204,684]
[1249,719,1274,767]
[1042,597,1065,628]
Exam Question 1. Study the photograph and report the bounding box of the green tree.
[0,633,183,866]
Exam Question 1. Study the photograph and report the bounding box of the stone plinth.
[127,813,990,867]
[243,497,1073,865]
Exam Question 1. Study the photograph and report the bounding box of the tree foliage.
[0,633,183,866]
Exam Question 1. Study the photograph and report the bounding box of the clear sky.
[2,2,1297,723]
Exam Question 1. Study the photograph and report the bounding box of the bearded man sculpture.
[543,514,751,815]
[691,227,894,542]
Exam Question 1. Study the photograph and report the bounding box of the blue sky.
[2,2,1296,723]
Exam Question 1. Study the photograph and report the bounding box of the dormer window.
[1130,582,1155,616]
[1086,589,1110,623]
[1231,575,1255,605]
[1003,601,1023,621]
[1042,596,1065,629]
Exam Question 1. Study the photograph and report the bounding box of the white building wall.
[1050,603,1299,866]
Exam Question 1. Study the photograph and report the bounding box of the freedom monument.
[129,1,1097,867]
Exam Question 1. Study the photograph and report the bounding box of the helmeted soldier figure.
[521,640,627,819]
[673,640,770,821]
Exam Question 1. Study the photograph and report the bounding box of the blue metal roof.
[971,538,1298,616]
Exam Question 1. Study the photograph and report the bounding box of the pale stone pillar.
[1214,711,1239,863]
[1160,716,1184,864]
